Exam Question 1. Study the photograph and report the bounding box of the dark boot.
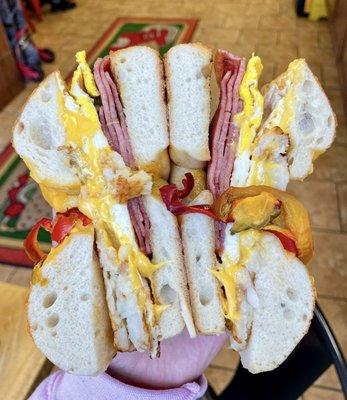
[51,0,76,13]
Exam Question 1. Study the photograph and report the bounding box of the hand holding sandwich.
[13,40,336,399]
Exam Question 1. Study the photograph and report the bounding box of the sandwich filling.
[94,56,152,255]
[207,50,246,254]
[207,51,266,254]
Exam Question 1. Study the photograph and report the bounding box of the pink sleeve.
[28,371,208,400]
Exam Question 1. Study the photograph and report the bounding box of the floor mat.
[0,17,198,266]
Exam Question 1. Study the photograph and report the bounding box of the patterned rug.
[0,17,198,266]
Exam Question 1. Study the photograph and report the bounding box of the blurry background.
[0,0,346,399]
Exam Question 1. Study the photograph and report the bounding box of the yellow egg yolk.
[73,50,100,97]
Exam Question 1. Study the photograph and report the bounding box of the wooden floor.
[0,0,346,399]
[0,282,50,400]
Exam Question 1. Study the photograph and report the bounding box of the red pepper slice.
[160,176,298,257]
[51,214,77,243]
[24,218,52,264]
[51,208,91,243]
[24,208,91,264]
[159,173,233,222]
[178,172,195,198]
[266,229,298,256]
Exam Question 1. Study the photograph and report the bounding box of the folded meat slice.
[126,197,151,255]
[94,57,151,255]
[207,50,246,254]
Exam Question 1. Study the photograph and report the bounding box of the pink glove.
[30,330,227,400]
[109,328,227,389]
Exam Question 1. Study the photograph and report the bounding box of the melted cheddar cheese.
[234,55,264,156]
[39,184,78,212]
[115,233,165,315]
[247,59,304,187]
[212,230,262,322]
[211,255,242,321]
